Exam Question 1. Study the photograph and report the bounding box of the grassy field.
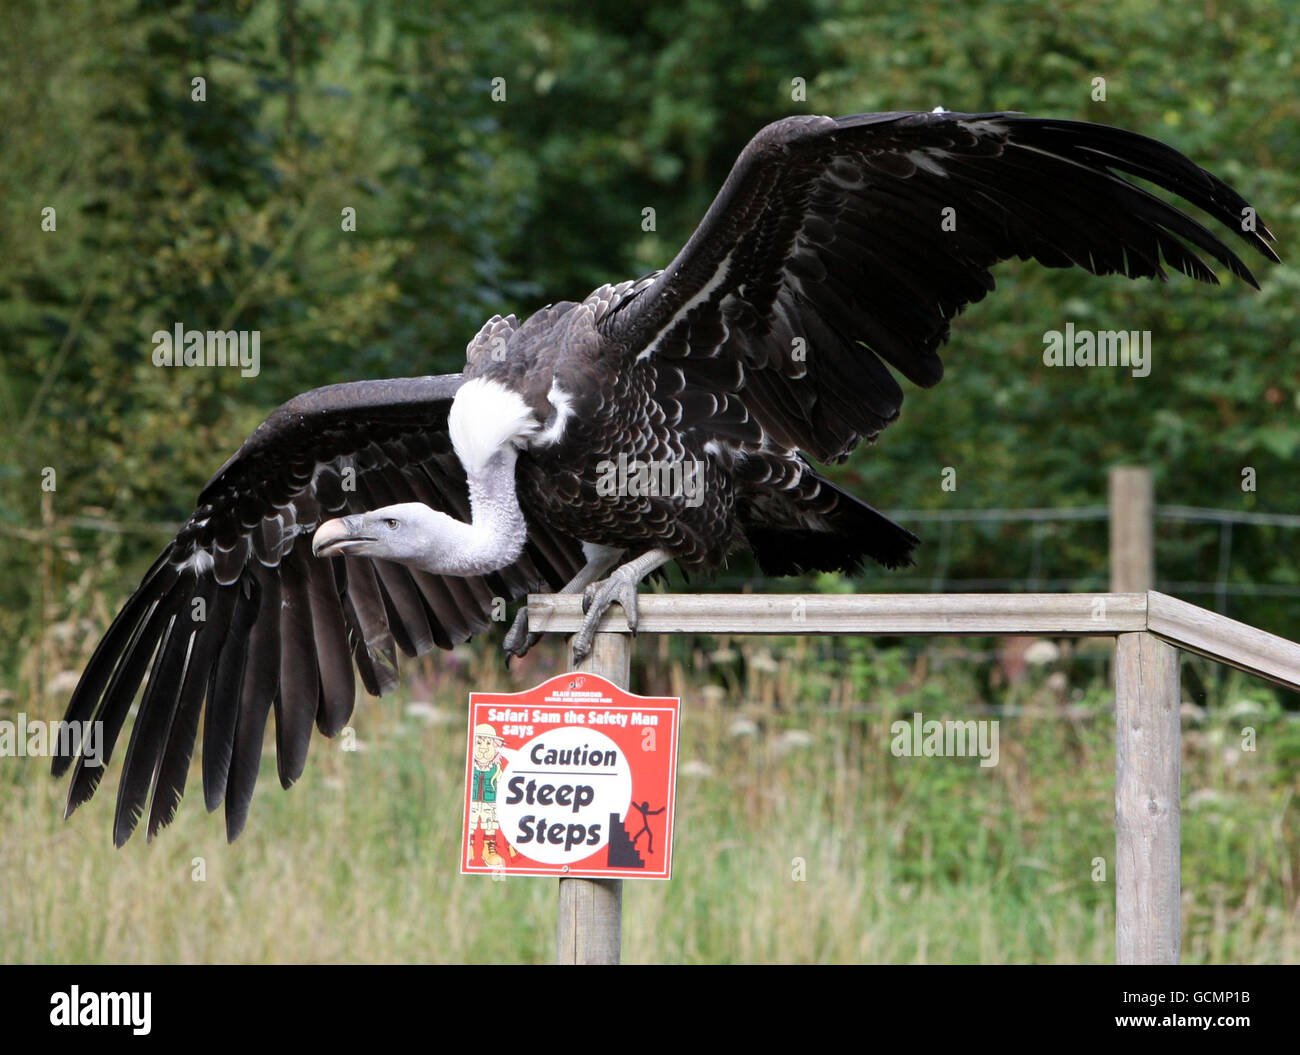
[2,630,1297,964]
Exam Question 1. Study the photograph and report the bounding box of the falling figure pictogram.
[630,800,665,856]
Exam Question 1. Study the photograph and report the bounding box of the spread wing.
[599,111,1279,463]
[55,373,585,845]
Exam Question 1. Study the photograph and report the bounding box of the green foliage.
[0,1,1297,684]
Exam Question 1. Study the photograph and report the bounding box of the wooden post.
[1110,467,1153,593]
[556,631,629,964]
[1114,631,1181,964]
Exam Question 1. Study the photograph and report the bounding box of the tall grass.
[1,628,1297,963]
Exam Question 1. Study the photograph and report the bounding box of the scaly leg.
[503,543,625,661]
[572,548,674,662]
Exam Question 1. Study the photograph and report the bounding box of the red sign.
[461,672,680,880]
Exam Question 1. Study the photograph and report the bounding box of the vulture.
[55,110,1278,845]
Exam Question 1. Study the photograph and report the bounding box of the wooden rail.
[532,589,1300,965]
[528,592,1149,636]
[530,591,1300,693]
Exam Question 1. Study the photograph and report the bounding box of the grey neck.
[414,448,527,577]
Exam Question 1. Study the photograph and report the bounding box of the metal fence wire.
[8,501,1300,610]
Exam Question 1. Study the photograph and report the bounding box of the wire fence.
[10,501,1299,610]
[875,506,1300,611]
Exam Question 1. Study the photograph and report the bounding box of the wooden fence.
[525,469,1300,964]
[531,590,1300,965]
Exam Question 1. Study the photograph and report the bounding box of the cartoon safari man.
[469,723,518,867]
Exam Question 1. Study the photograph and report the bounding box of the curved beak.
[312,515,375,558]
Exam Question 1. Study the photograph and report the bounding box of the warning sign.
[461,672,680,880]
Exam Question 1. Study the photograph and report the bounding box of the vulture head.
[312,503,454,565]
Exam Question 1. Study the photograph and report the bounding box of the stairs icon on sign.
[605,811,645,868]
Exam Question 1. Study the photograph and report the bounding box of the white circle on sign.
[498,726,632,865]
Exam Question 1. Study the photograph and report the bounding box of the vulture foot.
[502,606,542,662]
[570,549,673,662]
[572,569,643,662]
